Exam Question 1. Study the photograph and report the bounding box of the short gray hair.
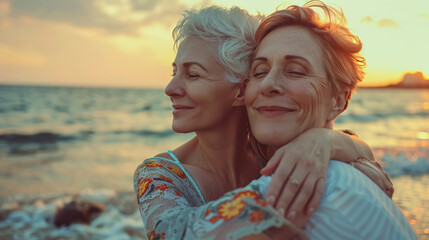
[173,6,260,83]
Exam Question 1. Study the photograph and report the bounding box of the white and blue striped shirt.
[304,161,417,239]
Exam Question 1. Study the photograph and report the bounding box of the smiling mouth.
[172,105,194,114]
[256,106,294,116]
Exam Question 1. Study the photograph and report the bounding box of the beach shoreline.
[1,86,428,239]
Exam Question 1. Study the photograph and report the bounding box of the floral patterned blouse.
[133,151,302,240]
[133,151,400,240]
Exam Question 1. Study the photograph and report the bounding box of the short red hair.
[255,0,366,106]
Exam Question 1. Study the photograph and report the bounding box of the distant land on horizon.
[1,71,429,90]
[360,71,429,89]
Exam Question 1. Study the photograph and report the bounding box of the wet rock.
[54,200,105,227]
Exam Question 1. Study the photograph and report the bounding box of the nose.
[165,75,185,98]
[260,68,284,96]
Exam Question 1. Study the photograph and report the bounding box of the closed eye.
[187,73,200,80]
[287,71,306,77]
[253,72,267,79]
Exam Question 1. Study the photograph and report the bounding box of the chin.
[172,122,194,133]
[253,130,289,147]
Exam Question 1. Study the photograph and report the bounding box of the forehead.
[256,26,324,71]
[174,36,219,66]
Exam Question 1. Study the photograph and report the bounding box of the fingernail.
[278,208,285,216]
[287,211,296,220]
[266,195,275,205]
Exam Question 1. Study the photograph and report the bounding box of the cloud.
[0,0,10,28]
[0,43,46,66]
[360,16,399,29]
[0,0,10,15]
[360,16,373,24]
[377,18,399,28]
[9,0,188,35]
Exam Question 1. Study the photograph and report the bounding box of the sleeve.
[306,161,417,240]
[133,159,305,240]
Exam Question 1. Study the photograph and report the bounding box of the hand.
[260,128,332,227]
[349,158,394,198]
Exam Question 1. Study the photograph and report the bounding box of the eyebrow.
[284,55,311,64]
[253,55,311,65]
[172,62,208,72]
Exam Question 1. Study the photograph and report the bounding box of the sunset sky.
[0,0,428,88]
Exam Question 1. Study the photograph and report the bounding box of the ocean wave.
[376,147,429,177]
[0,104,28,113]
[0,189,146,240]
[0,128,174,144]
[0,132,89,155]
[0,129,175,155]
[336,111,429,123]
[0,132,77,143]
[133,129,175,137]
[109,129,175,137]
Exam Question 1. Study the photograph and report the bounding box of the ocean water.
[0,85,428,239]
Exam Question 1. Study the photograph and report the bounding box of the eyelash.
[252,70,306,79]
[171,71,200,80]
[287,71,306,77]
[252,72,267,78]
[187,73,199,80]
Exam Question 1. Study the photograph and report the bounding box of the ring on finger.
[316,176,326,182]
[290,178,300,186]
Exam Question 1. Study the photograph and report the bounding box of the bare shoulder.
[154,152,172,160]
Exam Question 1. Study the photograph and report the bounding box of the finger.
[260,149,284,175]
[305,176,325,216]
[273,171,307,215]
[265,149,298,198]
[283,174,316,228]
[265,161,296,206]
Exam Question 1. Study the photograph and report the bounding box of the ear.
[232,79,248,106]
[328,90,349,121]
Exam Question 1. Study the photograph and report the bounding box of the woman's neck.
[175,108,260,198]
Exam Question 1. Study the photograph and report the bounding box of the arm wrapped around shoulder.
[340,129,394,198]
[349,157,394,198]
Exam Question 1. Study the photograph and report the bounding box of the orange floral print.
[209,216,219,223]
[148,231,155,240]
[205,209,212,217]
[167,166,186,178]
[249,210,263,222]
[138,178,153,198]
[174,190,182,197]
[234,190,260,201]
[159,174,173,183]
[256,199,268,207]
[148,230,166,240]
[218,199,245,220]
[156,184,169,191]
[144,160,163,168]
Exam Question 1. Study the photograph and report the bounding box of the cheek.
[295,79,331,129]
[244,80,259,106]
[205,85,238,113]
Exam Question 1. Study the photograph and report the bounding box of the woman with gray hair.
[134,4,393,239]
